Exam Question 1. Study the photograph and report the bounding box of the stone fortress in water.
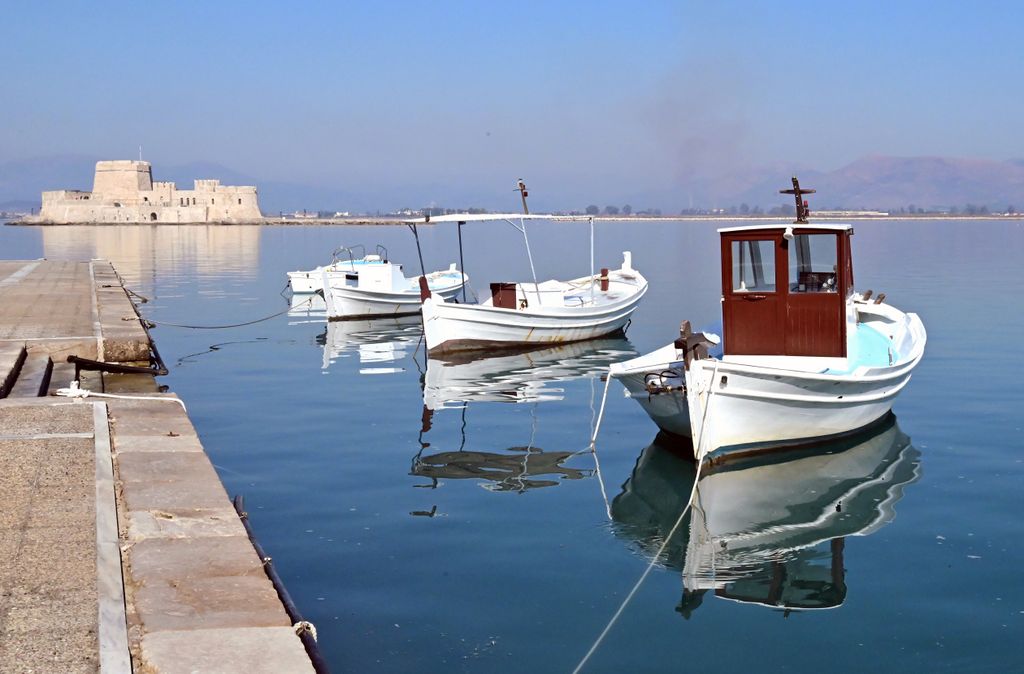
[32,160,262,224]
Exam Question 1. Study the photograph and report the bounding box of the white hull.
[421,254,647,354]
[614,299,927,460]
[323,266,467,320]
[288,269,326,294]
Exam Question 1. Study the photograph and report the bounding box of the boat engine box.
[357,263,397,291]
[490,282,518,309]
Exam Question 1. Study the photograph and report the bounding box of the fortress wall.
[33,160,263,223]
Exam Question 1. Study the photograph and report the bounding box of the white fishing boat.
[411,211,648,355]
[287,245,386,294]
[611,179,926,462]
[321,259,467,320]
[611,415,920,613]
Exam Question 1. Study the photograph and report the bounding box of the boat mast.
[779,177,816,273]
[512,179,540,300]
[590,216,595,304]
[517,178,530,215]
[780,176,816,224]
[457,220,467,303]
[407,210,428,278]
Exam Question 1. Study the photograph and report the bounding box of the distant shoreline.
[5,213,1023,227]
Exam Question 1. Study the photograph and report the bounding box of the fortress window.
[211,198,215,204]
[238,198,242,205]
[143,197,149,202]
[150,212,157,221]
[192,197,196,205]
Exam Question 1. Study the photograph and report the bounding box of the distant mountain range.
[3,154,1024,214]
[715,156,1024,212]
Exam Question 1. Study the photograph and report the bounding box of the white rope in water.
[55,381,187,412]
[573,361,720,674]
[589,374,613,450]
[589,374,614,520]
[572,461,704,674]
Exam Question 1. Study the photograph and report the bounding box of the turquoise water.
[2,219,1022,672]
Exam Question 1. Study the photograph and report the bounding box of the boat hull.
[614,303,926,461]
[421,267,648,354]
[287,270,324,294]
[323,271,466,320]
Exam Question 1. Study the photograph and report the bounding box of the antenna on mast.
[779,176,815,224]
[516,178,529,215]
[139,145,143,161]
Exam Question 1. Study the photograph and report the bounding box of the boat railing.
[332,244,366,266]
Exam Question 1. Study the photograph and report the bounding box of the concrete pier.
[0,261,315,672]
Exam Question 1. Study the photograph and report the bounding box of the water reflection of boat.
[317,315,422,373]
[424,338,636,410]
[611,414,920,615]
[288,291,328,320]
[411,444,590,493]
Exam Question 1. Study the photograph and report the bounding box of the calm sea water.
[2,219,1022,672]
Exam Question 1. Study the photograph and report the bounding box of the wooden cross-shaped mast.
[780,176,816,224]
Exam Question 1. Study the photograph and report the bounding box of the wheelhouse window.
[788,233,838,293]
[732,239,776,292]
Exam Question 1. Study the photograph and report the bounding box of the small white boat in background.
[287,245,388,294]
[611,179,926,462]
[411,211,648,355]
[322,260,467,320]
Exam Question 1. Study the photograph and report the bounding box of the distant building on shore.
[33,160,262,224]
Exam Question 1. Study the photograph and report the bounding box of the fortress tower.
[36,160,262,224]
[92,161,154,198]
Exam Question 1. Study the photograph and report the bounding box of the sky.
[3,1,1023,211]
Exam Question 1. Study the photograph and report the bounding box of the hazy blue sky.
[3,1,1022,210]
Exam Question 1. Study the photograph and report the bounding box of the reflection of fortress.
[41,225,261,288]
[36,160,261,224]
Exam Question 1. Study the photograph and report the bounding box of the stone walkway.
[0,260,315,673]
[0,402,100,673]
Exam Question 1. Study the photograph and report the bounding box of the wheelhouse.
[720,224,854,358]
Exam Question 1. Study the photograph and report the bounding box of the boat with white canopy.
[610,178,926,462]
[410,206,648,354]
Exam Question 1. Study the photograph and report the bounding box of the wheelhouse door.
[722,234,787,355]
[784,230,847,357]
[722,229,849,357]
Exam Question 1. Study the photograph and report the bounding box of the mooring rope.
[138,296,314,330]
[588,374,615,520]
[572,361,720,673]
[55,381,188,412]
[571,460,704,674]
